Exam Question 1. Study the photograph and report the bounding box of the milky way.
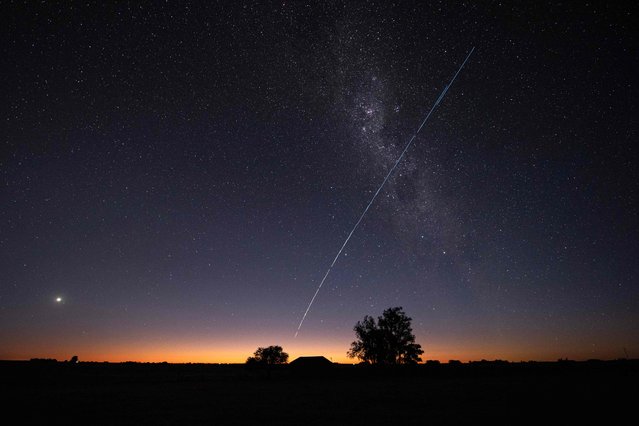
[296,48,475,336]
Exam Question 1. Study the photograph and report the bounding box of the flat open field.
[1,360,637,424]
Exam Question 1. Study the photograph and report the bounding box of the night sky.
[2,2,637,363]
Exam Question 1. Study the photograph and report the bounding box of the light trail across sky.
[295,47,476,337]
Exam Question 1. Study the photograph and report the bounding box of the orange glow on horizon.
[2,336,629,364]
[3,319,632,364]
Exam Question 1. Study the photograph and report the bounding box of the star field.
[1,1,637,362]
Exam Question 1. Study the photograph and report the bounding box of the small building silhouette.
[290,356,333,368]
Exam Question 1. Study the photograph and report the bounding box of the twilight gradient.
[2,2,637,363]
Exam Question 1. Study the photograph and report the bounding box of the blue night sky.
[2,1,637,362]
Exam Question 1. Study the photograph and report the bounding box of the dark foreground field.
[1,360,637,425]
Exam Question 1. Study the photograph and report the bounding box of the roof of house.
[289,356,333,367]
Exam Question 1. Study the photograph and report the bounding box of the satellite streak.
[295,47,476,337]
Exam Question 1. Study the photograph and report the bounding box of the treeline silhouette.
[30,356,78,364]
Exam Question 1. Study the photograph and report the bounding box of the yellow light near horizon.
[55,297,62,303]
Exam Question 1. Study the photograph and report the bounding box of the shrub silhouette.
[246,345,289,365]
[348,306,423,364]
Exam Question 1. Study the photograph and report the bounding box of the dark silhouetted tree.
[246,345,289,365]
[348,307,423,364]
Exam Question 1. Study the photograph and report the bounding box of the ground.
[1,360,636,425]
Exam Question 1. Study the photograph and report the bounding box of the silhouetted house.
[290,356,333,368]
